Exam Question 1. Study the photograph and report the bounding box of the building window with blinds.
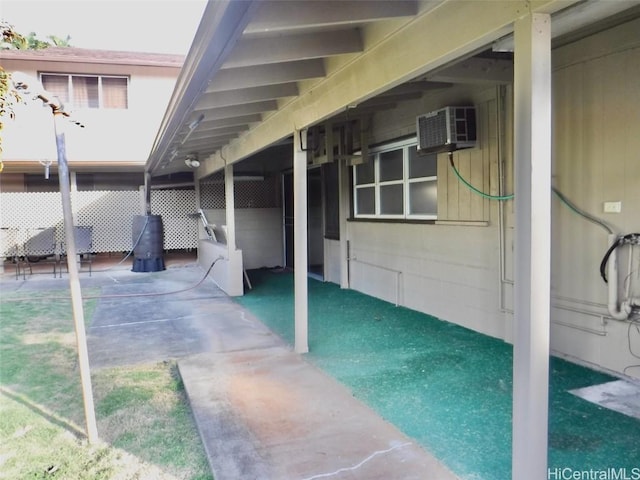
[40,73,129,109]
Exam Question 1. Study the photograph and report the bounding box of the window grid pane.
[409,180,437,216]
[41,75,69,103]
[409,148,437,179]
[380,184,403,215]
[72,76,99,108]
[355,158,375,185]
[102,77,128,109]
[379,149,403,181]
[356,187,375,215]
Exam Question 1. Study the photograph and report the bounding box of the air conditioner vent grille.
[417,106,476,153]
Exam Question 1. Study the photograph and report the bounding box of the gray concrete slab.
[2,259,458,479]
[87,267,284,368]
[180,347,458,480]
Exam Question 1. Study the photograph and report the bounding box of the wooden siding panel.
[437,154,449,219]
[446,151,460,219]
[438,96,498,222]
[457,149,472,220]
[469,146,484,220]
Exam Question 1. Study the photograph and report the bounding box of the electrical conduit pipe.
[607,233,636,320]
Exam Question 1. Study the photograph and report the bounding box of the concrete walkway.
[181,346,456,480]
[2,259,457,479]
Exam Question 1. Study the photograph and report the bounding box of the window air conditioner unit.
[416,106,476,153]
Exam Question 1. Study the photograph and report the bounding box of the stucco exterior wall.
[200,208,283,270]
[1,57,179,168]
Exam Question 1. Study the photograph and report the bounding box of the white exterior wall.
[323,238,341,285]
[348,221,504,337]
[1,58,178,167]
[201,208,283,270]
[545,19,640,377]
[199,238,244,297]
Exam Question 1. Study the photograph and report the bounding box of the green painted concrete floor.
[236,269,640,480]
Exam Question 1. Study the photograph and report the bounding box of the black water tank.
[131,214,165,272]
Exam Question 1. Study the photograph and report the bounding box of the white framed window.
[40,73,129,109]
[353,137,437,220]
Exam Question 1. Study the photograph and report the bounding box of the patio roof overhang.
[144,2,640,480]
[144,0,639,179]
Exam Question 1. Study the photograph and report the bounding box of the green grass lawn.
[0,289,212,480]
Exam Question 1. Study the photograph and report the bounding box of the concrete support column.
[224,163,236,251]
[293,129,309,354]
[512,13,552,480]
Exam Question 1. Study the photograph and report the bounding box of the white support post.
[224,163,237,251]
[293,129,309,354]
[339,159,350,289]
[194,174,203,245]
[512,13,552,480]
[144,171,152,215]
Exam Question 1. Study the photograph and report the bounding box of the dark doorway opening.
[282,168,325,279]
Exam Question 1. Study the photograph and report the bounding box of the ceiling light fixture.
[185,153,200,168]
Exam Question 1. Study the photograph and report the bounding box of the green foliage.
[47,33,72,47]
[1,20,27,49]
[1,20,72,50]
[21,31,73,49]
[23,31,51,49]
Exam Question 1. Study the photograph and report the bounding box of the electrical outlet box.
[603,201,622,213]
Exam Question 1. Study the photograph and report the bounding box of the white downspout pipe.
[607,234,633,321]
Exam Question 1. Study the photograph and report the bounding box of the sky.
[2,0,208,54]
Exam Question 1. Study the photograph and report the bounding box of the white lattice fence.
[0,192,64,231]
[150,189,198,250]
[199,182,225,209]
[73,191,143,252]
[199,176,281,209]
[0,192,65,256]
[0,189,198,255]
